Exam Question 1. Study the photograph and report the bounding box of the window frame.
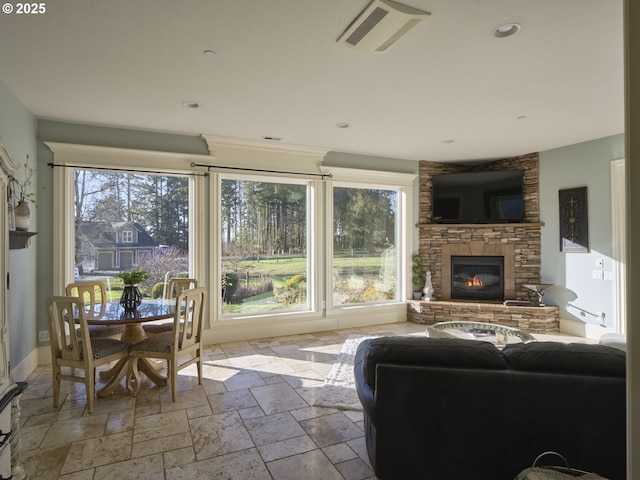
[215,172,317,319]
[322,167,415,314]
[47,142,208,298]
[328,181,403,308]
[47,139,416,344]
[121,230,133,243]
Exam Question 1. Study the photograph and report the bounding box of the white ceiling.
[0,0,624,162]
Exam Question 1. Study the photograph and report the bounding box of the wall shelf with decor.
[9,231,37,249]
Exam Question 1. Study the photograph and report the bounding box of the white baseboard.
[11,347,46,382]
[560,317,617,341]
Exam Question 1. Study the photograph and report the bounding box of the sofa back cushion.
[360,336,508,389]
[502,341,626,377]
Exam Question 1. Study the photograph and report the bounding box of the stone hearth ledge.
[407,299,560,334]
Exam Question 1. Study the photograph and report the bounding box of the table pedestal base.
[96,323,168,397]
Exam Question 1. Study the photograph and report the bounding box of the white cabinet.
[0,144,27,480]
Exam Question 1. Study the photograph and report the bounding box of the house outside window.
[70,167,191,300]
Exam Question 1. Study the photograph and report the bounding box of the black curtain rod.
[190,162,332,179]
[48,162,208,177]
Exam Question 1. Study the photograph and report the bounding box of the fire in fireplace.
[451,256,504,301]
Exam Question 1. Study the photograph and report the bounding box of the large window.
[49,141,414,340]
[220,177,309,315]
[332,186,399,305]
[72,168,190,300]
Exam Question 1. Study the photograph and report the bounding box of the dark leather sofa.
[354,336,626,480]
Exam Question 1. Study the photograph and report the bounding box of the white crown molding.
[44,142,212,173]
[201,134,330,158]
[320,166,416,186]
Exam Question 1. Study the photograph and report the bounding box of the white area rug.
[313,334,378,411]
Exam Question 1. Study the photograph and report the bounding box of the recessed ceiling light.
[336,123,350,129]
[441,139,456,144]
[182,101,200,109]
[203,49,217,57]
[493,23,521,38]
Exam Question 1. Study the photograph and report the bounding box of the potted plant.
[117,268,150,311]
[12,157,37,231]
[412,254,424,300]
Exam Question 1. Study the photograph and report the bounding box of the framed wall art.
[559,186,589,253]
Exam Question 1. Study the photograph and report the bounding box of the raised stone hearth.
[407,300,560,334]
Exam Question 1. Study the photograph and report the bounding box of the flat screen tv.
[432,170,524,223]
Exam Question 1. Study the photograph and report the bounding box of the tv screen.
[432,170,524,223]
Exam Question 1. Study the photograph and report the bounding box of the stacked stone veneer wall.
[418,153,542,301]
[418,152,540,225]
[411,152,559,333]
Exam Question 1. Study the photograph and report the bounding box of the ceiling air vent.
[337,0,430,53]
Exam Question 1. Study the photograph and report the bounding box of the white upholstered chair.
[130,287,206,401]
[46,295,131,413]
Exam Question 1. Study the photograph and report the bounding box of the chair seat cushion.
[142,323,173,334]
[132,331,173,354]
[82,338,131,359]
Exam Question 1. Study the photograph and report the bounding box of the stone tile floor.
[19,322,588,479]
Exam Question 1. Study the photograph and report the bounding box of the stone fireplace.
[407,152,560,333]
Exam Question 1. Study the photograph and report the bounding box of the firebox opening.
[451,255,504,301]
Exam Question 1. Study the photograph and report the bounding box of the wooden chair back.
[45,295,131,413]
[46,295,90,367]
[173,286,205,351]
[166,278,198,299]
[65,281,107,319]
[129,286,206,401]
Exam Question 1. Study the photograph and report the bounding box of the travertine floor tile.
[299,412,365,448]
[267,449,344,480]
[190,410,254,459]
[93,453,165,479]
[20,321,501,479]
[250,382,307,414]
[133,410,189,443]
[243,411,306,446]
[41,413,110,448]
[60,431,132,474]
[165,448,272,480]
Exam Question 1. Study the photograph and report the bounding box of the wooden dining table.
[87,299,177,397]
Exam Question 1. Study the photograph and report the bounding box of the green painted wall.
[539,134,624,330]
[0,80,38,375]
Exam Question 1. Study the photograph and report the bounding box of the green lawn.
[222,253,388,313]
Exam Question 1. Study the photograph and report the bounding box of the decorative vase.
[14,201,31,231]
[423,269,434,301]
[120,284,142,311]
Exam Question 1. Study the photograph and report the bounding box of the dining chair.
[45,295,132,413]
[66,281,124,338]
[142,278,198,335]
[129,287,206,401]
